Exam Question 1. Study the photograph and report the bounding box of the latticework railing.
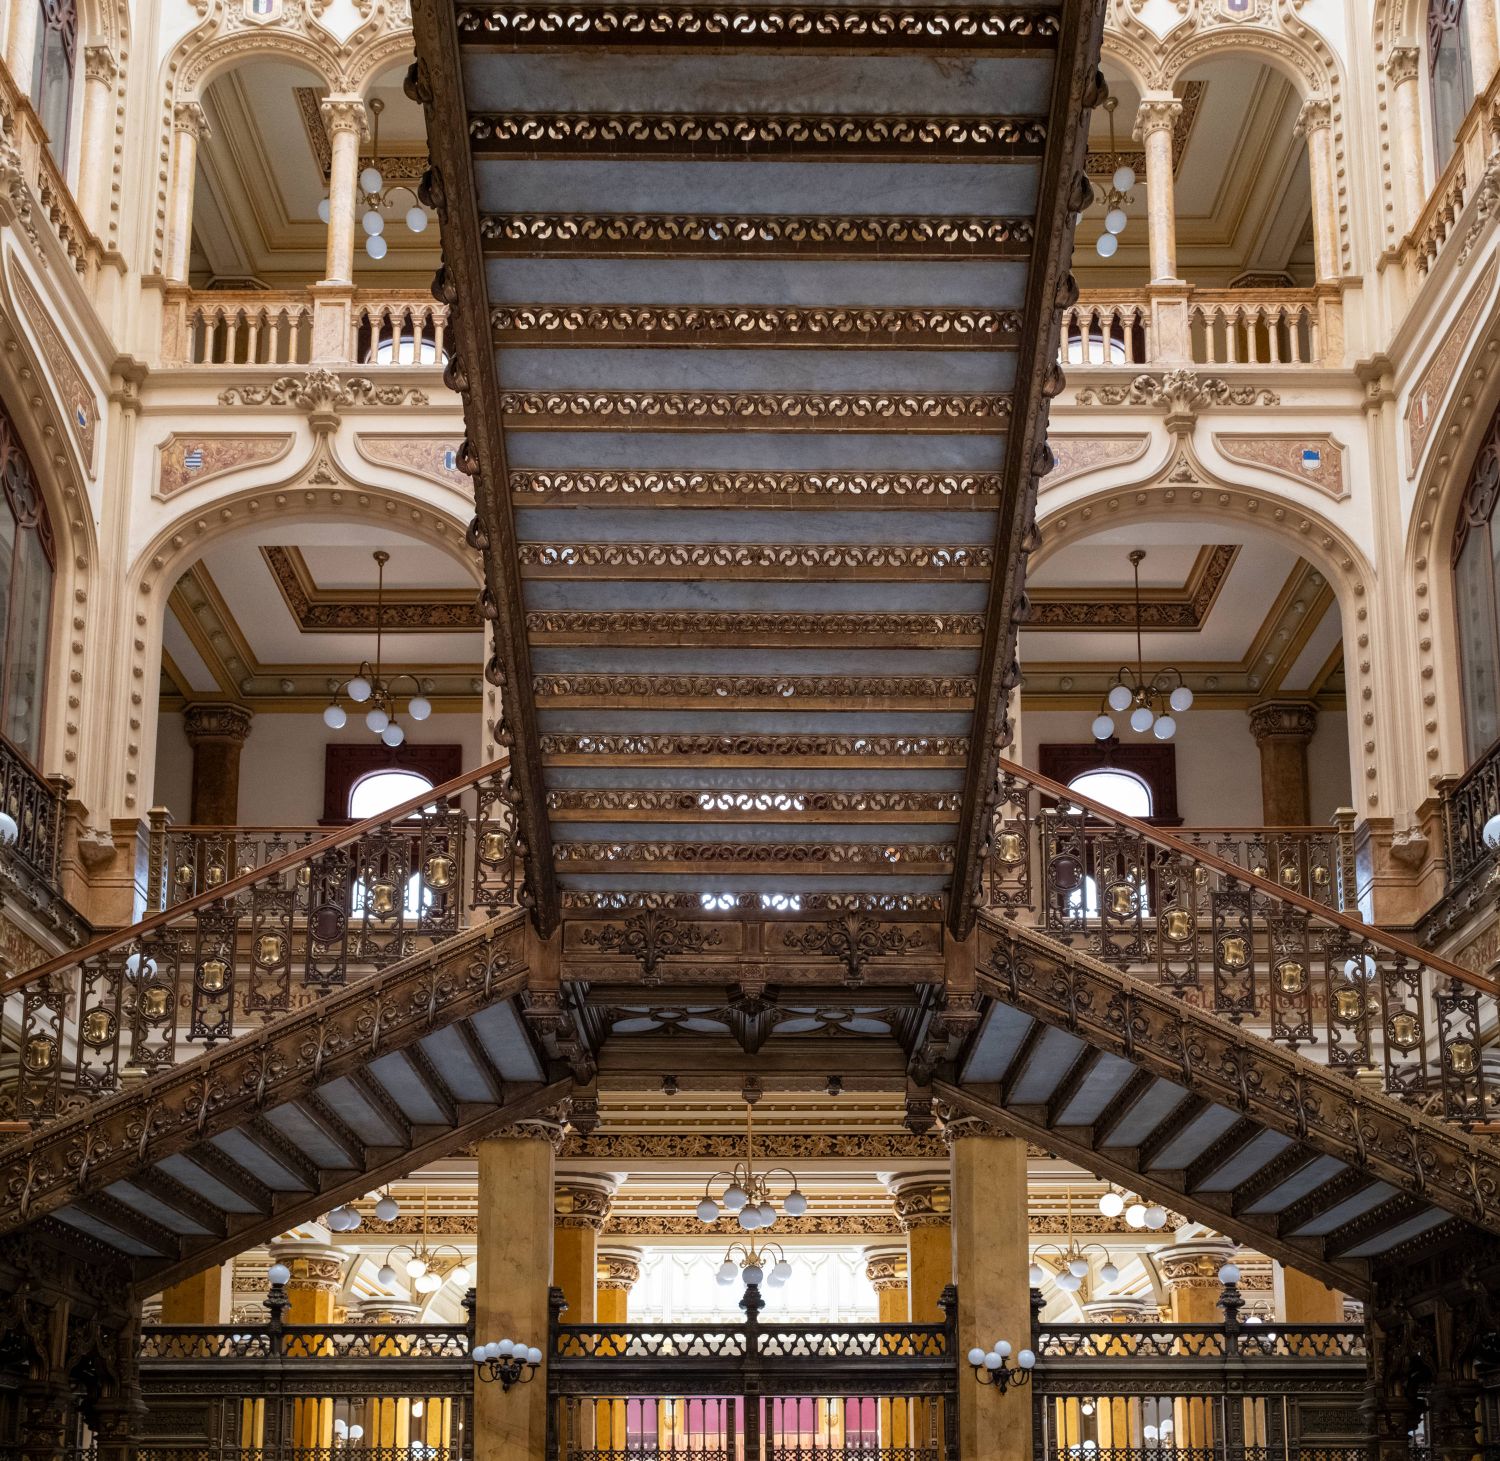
[1438,739,1500,892]
[0,730,67,896]
[0,760,518,1124]
[987,759,1500,1124]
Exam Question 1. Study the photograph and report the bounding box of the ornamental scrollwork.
[579,910,722,983]
[786,913,920,984]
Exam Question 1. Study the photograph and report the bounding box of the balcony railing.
[161,290,450,368]
[1439,738,1500,892]
[1060,290,1325,369]
[0,732,67,900]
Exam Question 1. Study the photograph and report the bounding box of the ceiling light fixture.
[376,1189,472,1294]
[694,1103,809,1232]
[321,549,433,744]
[1028,1193,1119,1293]
[317,97,431,261]
[1091,550,1194,742]
[1092,94,1136,259]
[717,1239,793,1292]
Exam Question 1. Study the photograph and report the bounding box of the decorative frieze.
[155,433,294,500]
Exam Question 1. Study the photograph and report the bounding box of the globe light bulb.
[526,1347,542,1365]
[375,1194,399,1222]
[366,234,389,260]
[1130,705,1155,733]
[1152,714,1176,740]
[378,1264,397,1286]
[1028,1263,1046,1286]
[342,1205,362,1230]
[1056,1271,1082,1292]
[994,1340,1012,1357]
[1143,1206,1168,1230]
[1105,207,1127,235]
[1096,232,1118,258]
[323,703,347,729]
[1169,685,1194,713]
[783,1189,808,1217]
[984,1352,1003,1370]
[362,209,386,237]
[317,197,331,224]
[360,166,383,195]
[1485,813,1500,849]
[1092,713,1115,740]
[717,1262,737,1285]
[348,1425,363,1441]
[968,1347,987,1367]
[738,1206,760,1231]
[757,1202,776,1227]
[696,1198,720,1223]
[268,1262,291,1286]
[1125,1203,1147,1229]
[407,1258,427,1278]
[742,1263,764,1287]
[382,722,406,747]
[406,205,430,233]
[1218,1263,1241,1285]
[0,810,16,845]
[1107,683,1133,713]
[722,1185,748,1212]
[1100,1262,1119,1284]
[452,1265,472,1287]
[772,1260,792,1283]
[1099,1191,1125,1218]
[408,696,432,721]
[1068,1257,1089,1278]
[1113,165,1137,191]
[347,676,372,703]
[366,707,390,733]
[1018,1349,1037,1370]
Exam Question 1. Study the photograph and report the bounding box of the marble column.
[1296,99,1340,284]
[319,96,367,287]
[269,1239,344,1451]
[6,0,39,101]
[77,47,118,235]
[158,1264,229,1324]
[1470,0,1499,97]
[1388,49,1426,235]
[890,1173,951,1322]
[553,1176,614,1326]
[1248,700,1317,826]
[477,1120,561,1461]
[1282,1266,1344,1323]
[595,1248,641,1450]
[865,1246,911,1450]
[165,102,210,285]
[182,702,253,826]
[1158,1238,1236,1455]
[949,1122,1030,1461]
[1134,94,1183,284]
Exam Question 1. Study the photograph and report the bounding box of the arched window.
[29,0,77,166]
[348,767,434,821]
[1066,768,1154,819]
[1453,410,1500,760]
[1429,0,1474,167]
[0,406,55,764]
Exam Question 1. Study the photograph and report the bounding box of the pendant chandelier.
[321,549,433,745]
[1092,94,1137,259]
[375,1190,472,1295]
[1098,1185,1168,1231]
[717,1238,792,1291]
[1028,1194,1118,1294]
[694,1103,809,1232]
[1092,550,1193,742]
[317,97,430,262]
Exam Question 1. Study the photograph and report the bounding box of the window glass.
[30,0,75,166]
[348,767,434,821]
[0,407,54,765]
[1454,413,1500,764]
[1429,0,1474,167]
[1066,768,1153,819]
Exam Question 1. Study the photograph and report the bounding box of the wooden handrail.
[1000,755,1496,997]
[0,757,508,998]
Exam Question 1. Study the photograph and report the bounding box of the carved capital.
[554,1177,615,1232]
[889,1175,951,1231]
[1133,95,1182,141]
[1296,97,1333,136]
[1247,698,1317,747]
[487,1109,569,1150]
[182,702,253,745]
[1157,1239,1237,1292]
[937,1106,1009,1147]
[1388,46,1422,85]
[268,1242,345,1295]
[83,46,118,85]
[173,101,210,140]
[597,1247,642,1291]
[863,1245,909,1293]
[354,1297,423,1324]
[320,95,369,138]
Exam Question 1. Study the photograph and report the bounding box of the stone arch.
[1373,0,1429,249]
[345,27,420,94]
[117,446,482,821]
[1031,458,1378,810]
[1098,34,1157,97]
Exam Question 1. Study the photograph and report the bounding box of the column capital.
[1156,1237,1237,1292]
[487,1108,570,1150]
[1080,1298,1158,1323]
[267,1239,345,1295]
[554,1175,615,1231]
[84,45,118,84]
[863,1245,909,1292]
[937,1106,1009,1147]
[889,1172,951,1231]
[183,701,253,745]
[1388,46,1422,84]
[1248,698,1318,746]
[1133,93,1183,141]
[354,1297,423,1324]
[1295,96,1333,136]
[321,95,369,138]
[173,101,211,140]
[597,1246,642,1291]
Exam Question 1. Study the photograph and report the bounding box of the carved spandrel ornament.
[155,433,294,500]
[578,909,723,983]
[784,913,922,984]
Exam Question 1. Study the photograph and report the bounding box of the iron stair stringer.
[935,911,1500,1298]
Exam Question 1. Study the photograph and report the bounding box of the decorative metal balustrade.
[0,730,67,899]
[550,1285,957,1461]
[0,759,518,1124]
[1438,740,1500,893]
[987,759,1500,1125]
[1030,1286,1369,1461]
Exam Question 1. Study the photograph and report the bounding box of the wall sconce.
[474,1338,542,1390]
[968,1339,1036,1393]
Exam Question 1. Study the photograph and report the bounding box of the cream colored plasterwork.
[355,434,466,490]
[1043,434,1152,490]
[1213,434,1347,499]
[10,267,98,472]
[156,433,294,500]
[1406,259,1498,474]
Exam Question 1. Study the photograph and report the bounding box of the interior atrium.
[5,0,1500,1454]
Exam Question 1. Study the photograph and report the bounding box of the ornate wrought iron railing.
[0,731,67,897]
[549,1285,957,1461]
[1174,825,1354,913]
[1438,741,1500,892]
[988,759,1500,1124]
[0,759,519,1124]
[1030,1288,1370,1461]
[137,1291,474,1460]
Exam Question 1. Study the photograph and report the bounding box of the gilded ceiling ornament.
[508,470,1000,500]
[532,673,979,700]
[786,914,918,985]
[496,389,1010,429]
[579,910,721,984]
[553,841,953,866]
[526,610,985,642]
[538,732,969,760]
[516,543,992,575]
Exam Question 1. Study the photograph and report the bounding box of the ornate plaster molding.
[156,433,294,500]
[260,546,480,632]
[1042,434,1152,490]
[216,369,430,416]
[10,269,99,472]
[356,435,466,491]
[1405,259,1497,474]
[1213,434,1347,499]
[1072,370,1279,416]
[182,701,254,744]
[1247,698,1318,746]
